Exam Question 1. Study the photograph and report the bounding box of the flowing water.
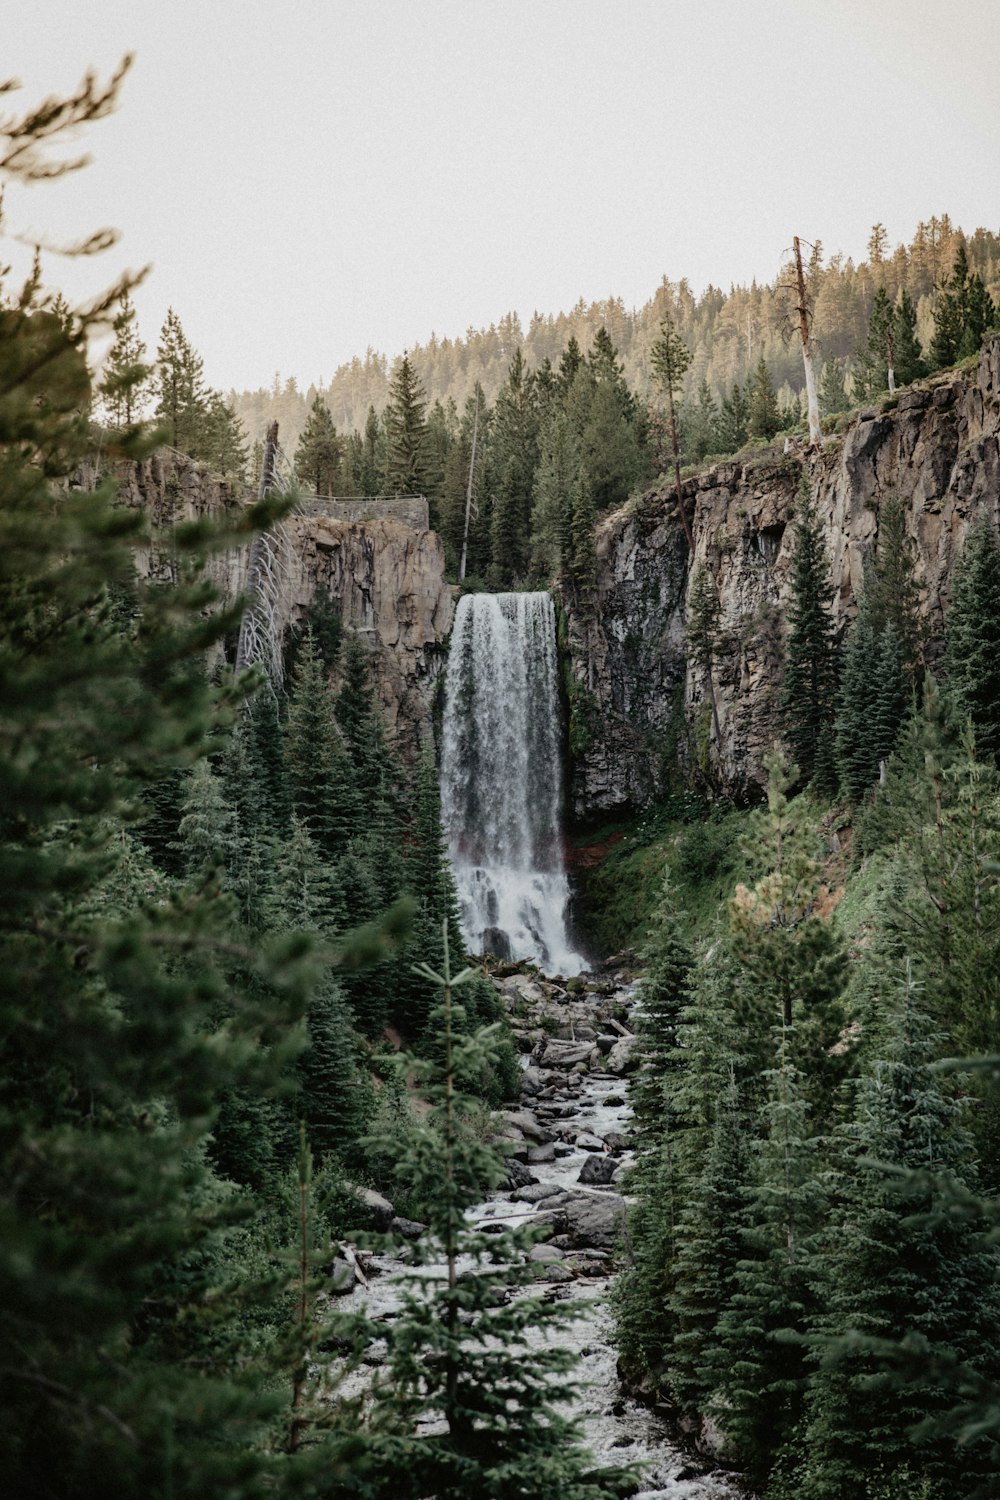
[337,1047,736,1498]
[440,591,585,976]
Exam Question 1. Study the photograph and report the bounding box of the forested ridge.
[115,212,999,594]
[4,60,1000,1500]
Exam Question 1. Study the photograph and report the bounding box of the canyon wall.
[562,334,1000,816]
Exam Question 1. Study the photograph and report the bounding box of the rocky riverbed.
[332,965,737,1498]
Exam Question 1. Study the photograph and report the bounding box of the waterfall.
[440,591,585,976]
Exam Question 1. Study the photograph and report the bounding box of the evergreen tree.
[685,562,723,753]
[154,306,207,454]
[98,291,149,428]
[205,390,249,480]
[284,629,358,859]
[747,354,781,440]
[0,65,331,1494]
[717,377,751,451]
[945,512,1000,758]
[779,484,840,788]
[650,314,694,550]
[668,1070,752,1416]
[930,242,971,369]
[856,284,897,396]
[489,349,539,585]
[295,393,344,496]
[531,405,578,579]
[713,1054,825,1487]
[893,289,926,385]
[384,353,431,496]
[630,875,693,1141]
[817,357,849,417]
[793,976,1000,1498]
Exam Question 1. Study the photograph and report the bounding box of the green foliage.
[945,512,1000,759]
[294,392,345,496]
[748,354,782,440]
[779,484,840,789]
[384,352,432,497]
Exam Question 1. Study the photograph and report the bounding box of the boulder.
[575,1131,605,1152]
[578,1154,617,1186]
[347,1185,394,1230]
[505,1158,536,1189]
[501,1109,548,1143]
[605,1034,640,1074]
[390,1215,426,1240]
[512,1182,561,1204]
[526,1142,556,1165]
[528,1241,566,1262]
[603,1131,630,1154]
[328,1257,357,1295]
[541,1191,627,1250]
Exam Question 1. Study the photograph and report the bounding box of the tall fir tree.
[779,484,840,788]
[945,512,1000,759]
[384,353,431,496]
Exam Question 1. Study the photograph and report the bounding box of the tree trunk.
[793,237,822,446]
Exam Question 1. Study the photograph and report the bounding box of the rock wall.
[84,452,453,755]
[563,334,1000,815]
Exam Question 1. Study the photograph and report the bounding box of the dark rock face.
[562,336,1000,811]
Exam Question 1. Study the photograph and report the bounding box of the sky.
[6,0,1000,393]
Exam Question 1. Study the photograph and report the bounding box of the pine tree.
[200,389,248,480]
[668,1071,752,1416]
[893,289,926,385]
[779,484,840,788]
[531,405,578,579]
[630,875,693,1142]
[384,353,431,496]
[718,378,750,450]
[489,349,539,586]
[930,242,970,369]
[946,512,1000,758]
[747,354,782,440]
[817,357,849,417]
[685,563,723,752]
[295,394,344,496]
[650,313,694,550]
[98,291,149,428]
[154,306,208,454]
[284,629,358,859]
[712,1053,825,1486]
[793,975,1000,1498]
[0,64,328,1495]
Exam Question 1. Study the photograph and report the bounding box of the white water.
[440,592,586,976]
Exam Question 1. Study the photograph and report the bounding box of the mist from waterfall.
[440,591,585,977]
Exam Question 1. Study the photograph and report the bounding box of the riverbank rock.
[578,1154,618,1185]
[605,1034,639,1074]
[540,1190,627,1250]
[346,1185,394,1230]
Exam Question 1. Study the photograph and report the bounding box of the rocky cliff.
[563,334,1000,816]
[86,452,454,753]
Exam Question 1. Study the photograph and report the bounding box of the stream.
[337,975,737,1499]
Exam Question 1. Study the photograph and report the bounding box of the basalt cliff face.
[562,334,1000,816]
[85,453,454,752]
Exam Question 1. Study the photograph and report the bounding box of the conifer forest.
[6,57,1000,1500]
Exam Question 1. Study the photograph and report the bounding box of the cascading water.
[440,591,586,976]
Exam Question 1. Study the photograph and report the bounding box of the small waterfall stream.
[440,591,585,976]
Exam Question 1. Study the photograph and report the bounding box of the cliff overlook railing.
[293,494,429,530]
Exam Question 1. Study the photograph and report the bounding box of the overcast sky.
[7,0,1000,392]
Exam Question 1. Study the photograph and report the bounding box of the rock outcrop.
[563,335,1000,812]
[83,452,454,755]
